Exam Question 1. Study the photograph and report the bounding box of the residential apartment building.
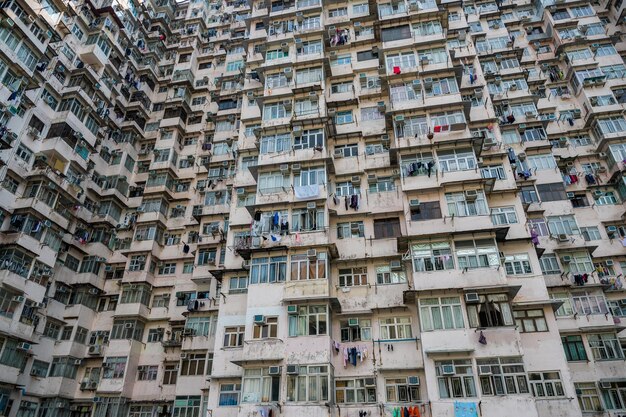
[0,0,625,416]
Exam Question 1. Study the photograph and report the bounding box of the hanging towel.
[454,402,478,417]
[183,244,190,254]
[294,185,319,199]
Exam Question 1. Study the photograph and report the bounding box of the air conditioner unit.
[441,364,455,375]
[562,255,572,263]
[286,365,299,375]
[287,305,298,314]
[74,359,83,366]
[334,148,344,158]
[465,293,480,303]
[596,166,607,174]
[566,192,576,199]
[364,377,376,386]
[293,125,303,137]
[281,42,289,52]
[605,260,614,266]
[348,318,359,327]
[390,260,402,271]
[283,68,293,78]
[180,353,188,359]
[598,152,608,159]
[350,175,361,183]
[607,225,618,235]
[307,249,317,258]
[600,382,612,389]
[17,342,31,350]
[464,190,478,201]
[409,199,420,207]
[88,381,98,389]
[408,376,420,385]
[280,164,289,172]
[377,101,386,111]
[367,174,377,182]
[89,288,99,295]
[268,366,281,375]
[292,163,301,172]
[124,323,134,329]
[12,296,25,303]
[253,314,265,324]
[306,202,317,210]
[88,345,102,355]
[557,234,569,242]
[478,365,493,375]
[394,115,405,123]
[237,188,246,195]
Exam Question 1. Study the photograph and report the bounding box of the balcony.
[78,43,108,69]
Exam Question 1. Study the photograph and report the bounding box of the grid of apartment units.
[0,0,625,416]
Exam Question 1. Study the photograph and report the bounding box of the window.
[491,207,517,225]
[162,363,178,385]
[147,328,164,343]
[551,292,574,317]
[384,377,420,402]
[575,383,601,412]
[288,305,328,336]
[477,357,529,396]
[111,319,145,341]
[337,221,364,238]
[513,309,547,332]
[219,383,241,406]
[137,365,158,381]
[481,165,506,180]
[172,396,201,417]
[436,360,477,398]
[60,326,73,341]
[561,335,588,361]
[49,356,80,378]
[581,226,601,241]
[410,201,442,221]
[335,111,354,125]
[30,359,50,377]
[411,242,453,272]
[158,262,176,275]
[152,294,170,308]
[336,378,377,403]
[223,326,245,347]
[504,254,532,275]
[529,372,565,398]
[338,267,367,287]
[229,276,248,294]
[467,294,514,328]
[249,256,287,284]
[600,381,626,410]
[588,333,624,360]
[594,191,619,206]
[369,177,395,193]
[180,353,208,376]
[536,183,566,202]
[374,218,401,239]
[43,320,62,339]
[253,317,278,339]
[572,292,608,315]
[419,297,464,331]
[74,326,88,344]
[380,317,412,340]
[340,319,371,342]
[102,357,127,379]
[376,265,406,284]
[286,365,329,402]
[445,191,489,217]
[186,316,217,337]
[455,239,499,269]
[15,144,33,163]
[547,215,579,236]
[242,368,280,402]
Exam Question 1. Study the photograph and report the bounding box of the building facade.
[0,0,625,416]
